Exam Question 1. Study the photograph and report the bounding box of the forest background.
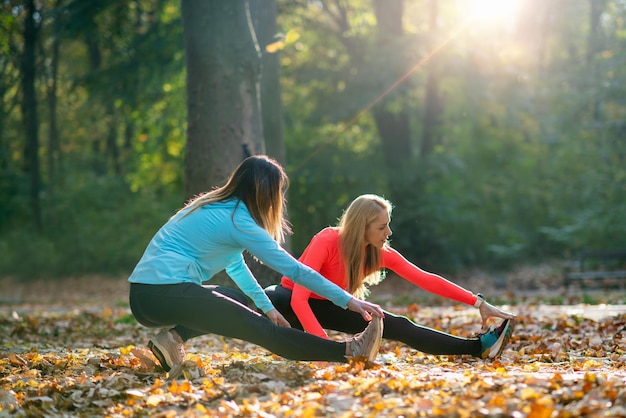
[2,0,625,286]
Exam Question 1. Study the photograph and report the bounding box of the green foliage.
[3,0,626,281]
[285,117,389,254]
[0,174,180,280]
[115,313,137,324]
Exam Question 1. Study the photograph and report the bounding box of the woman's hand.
[347,297,385,321]
[266,309,291,327]
[478,301,516,330]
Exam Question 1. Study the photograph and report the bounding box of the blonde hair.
[180,155,291,243]
[338,194,392,298]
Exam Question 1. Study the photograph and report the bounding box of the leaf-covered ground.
[2,275,626,417]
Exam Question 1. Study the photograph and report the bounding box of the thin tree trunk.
[47,0,61,193]
[372,0,411,200]
[587,0,608,122]
[250,0,291,258]
[420,0,441,158]
[85,28,106,175]
[21,0,42,231]
[250,0,286,166]
[106,101,121,175]
[124,122,134,151]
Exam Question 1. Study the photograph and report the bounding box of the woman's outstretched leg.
[311,302,482,356]
[265,284,481,356]
[130,283,383,370]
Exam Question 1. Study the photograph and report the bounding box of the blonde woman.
[265,194,515,359]
[129,156,384,372]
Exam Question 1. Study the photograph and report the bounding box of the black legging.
[265,284,482,356]
[129,283,347,362]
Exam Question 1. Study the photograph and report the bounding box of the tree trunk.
[250,0,291,258]
[105,101,121,175]
[420,0,441,158]
[85,27,106,176]
[250,0,286,166]
[372,0,412,199]
[182,0,264,201]
[586,0,607,64]
[47,1,61,193]
[21,0,42,232]
[587,0,608,122]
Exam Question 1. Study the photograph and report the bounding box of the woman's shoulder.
[194,197,240,213]
[200,199,257,228]
[380,244,397,258]
[206,198,249,216]
[316,227,340,240]
[380,245,409,266]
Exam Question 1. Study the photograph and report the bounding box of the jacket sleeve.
[383,247,477,305]
[225,254,275,313]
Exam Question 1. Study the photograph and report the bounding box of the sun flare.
[460,0,522,25]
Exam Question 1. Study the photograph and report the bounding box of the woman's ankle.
[169,329,184,343]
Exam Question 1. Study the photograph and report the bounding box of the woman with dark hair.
[128,156,384,372]
[265,194,516,359]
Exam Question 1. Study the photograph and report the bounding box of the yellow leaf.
[9,354,26,366]
[583,360,602,369]
[168,379,179,393]
[167,379,191,394]
[370,401,384,411]
[179,380,191,392]
[523,363,541,372]
[584,371,597,381]
[521,388,539,400]
[149,378,165,393]
[119,345,134,355]
[284,29,300,44]
[266,41,285,53]
[488,393,507,407]
[527,402,554,418]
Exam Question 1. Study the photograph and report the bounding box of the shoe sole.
[485,319,514,359]
[148,340,172,372]
[366,317,384,362]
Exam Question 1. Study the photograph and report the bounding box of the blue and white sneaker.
[478,318,514,359]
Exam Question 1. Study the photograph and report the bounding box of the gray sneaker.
[148,329,186,372]
[347,317,384,362]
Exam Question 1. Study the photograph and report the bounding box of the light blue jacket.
[128,199,352,313]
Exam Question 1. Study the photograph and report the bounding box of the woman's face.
[365,209,392,249]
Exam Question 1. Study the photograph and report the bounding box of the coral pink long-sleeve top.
[280,227,479,338]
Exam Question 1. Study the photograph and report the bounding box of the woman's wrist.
[473,293,485,308]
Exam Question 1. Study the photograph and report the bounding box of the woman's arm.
[225,254,276,313]
[291,284,329,338]
[383,247,477,305]
[384,247,515,322]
